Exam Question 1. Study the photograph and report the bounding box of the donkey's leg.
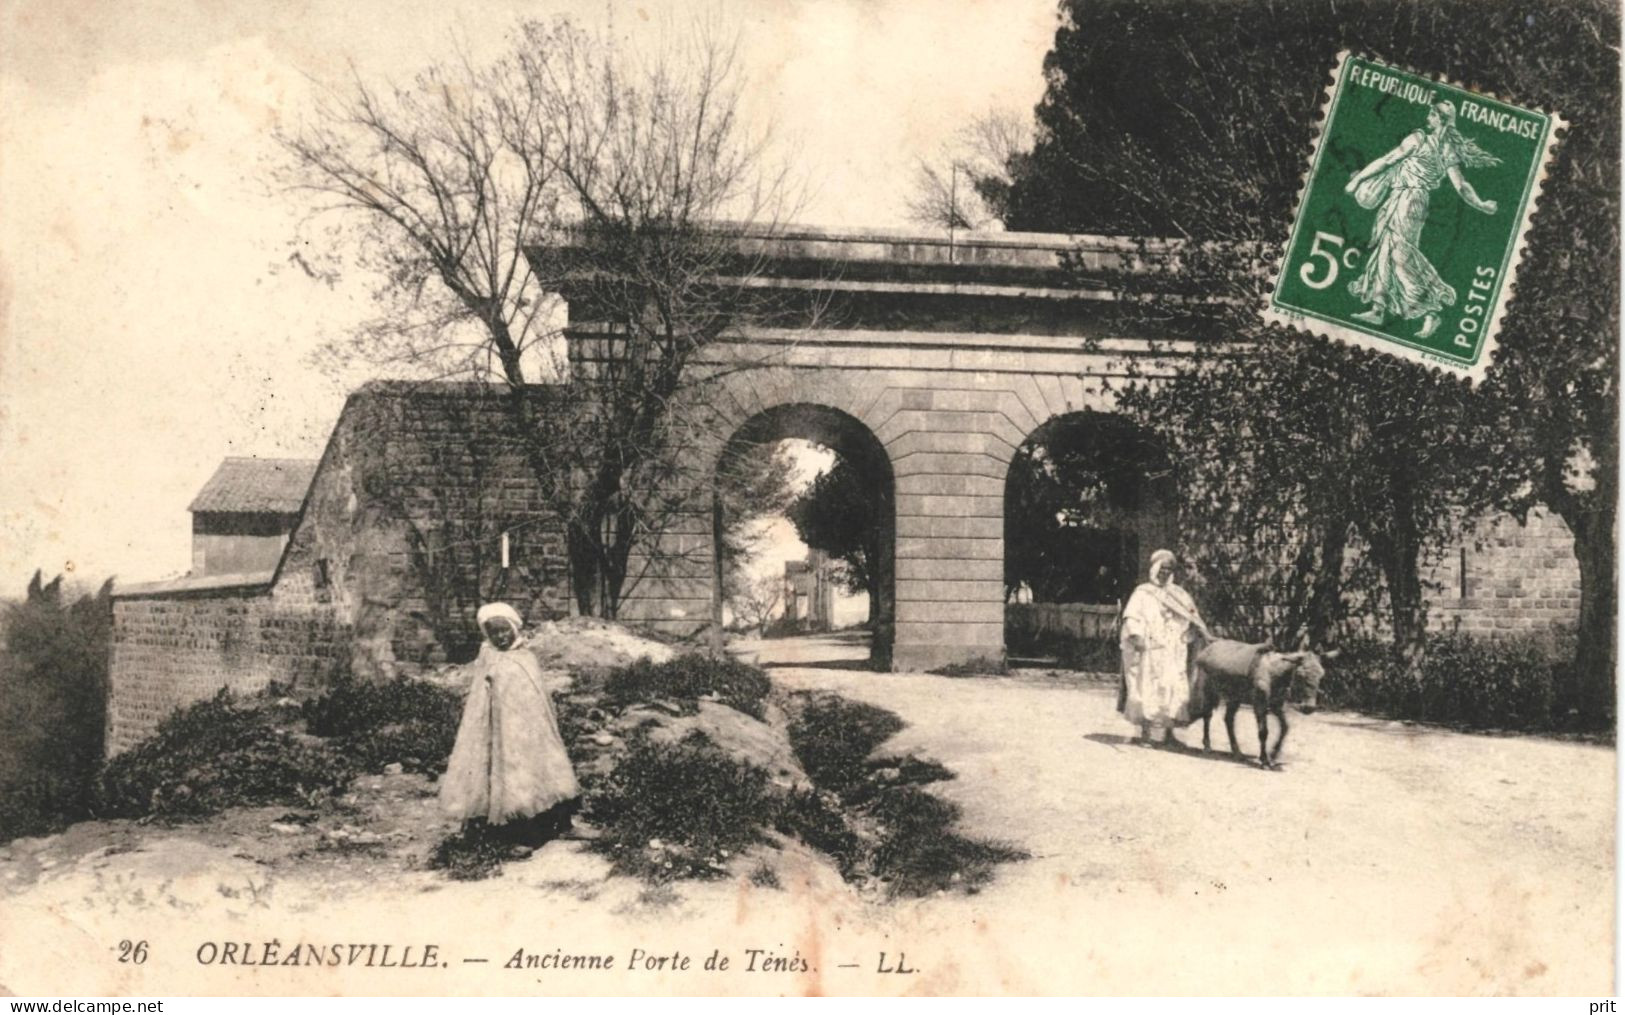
[1223,700,1242,757]
[1202,712,1212,752]
[1270,705,1290,763]
[1254,699,1272,769]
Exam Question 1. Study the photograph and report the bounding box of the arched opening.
[1003,411,1174,668]
[712,403,896,668]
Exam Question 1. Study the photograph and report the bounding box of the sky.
[0,0,1059,591]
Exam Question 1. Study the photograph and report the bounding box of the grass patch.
[586,731,774,883]
[869,787,1027,896]
[927,655,1011,677]
[782,691,1025,897]
[602,654,773,720]
[788,694,904,797]
[95,689,353,819]
[774,788,865,878]
[428,823,510,881]
[302,676,463,776]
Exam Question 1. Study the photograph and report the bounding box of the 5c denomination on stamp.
[1263,51,1565,382]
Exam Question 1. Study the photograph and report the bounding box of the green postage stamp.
[1263,52,1565,382]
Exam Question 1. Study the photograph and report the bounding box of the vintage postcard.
[1263,51,1567,381]
[0,0,1616,1000]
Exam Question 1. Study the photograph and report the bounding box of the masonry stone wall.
[1426,508,1581,635]
[107,578,344,753]
[107,383,572,756]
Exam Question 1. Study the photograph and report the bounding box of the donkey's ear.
[1296,631,1311,651]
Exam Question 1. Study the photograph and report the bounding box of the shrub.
[601,654,772,720]
[0,573,111,842]
[787,693,904,797]
[775,788,865,877]
[868,787,1028,897]
[429,823,510,881]
[927,655,1011,678]
[303,676,463,775]
[0,771,91,842]
[95,690,353,819]
[1319,632,1570,731]
[587,732,775,882]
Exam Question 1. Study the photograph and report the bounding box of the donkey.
[1191,638,1335,769]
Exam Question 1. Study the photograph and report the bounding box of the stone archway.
[1003,410,1175,662]
[711,402,896,667]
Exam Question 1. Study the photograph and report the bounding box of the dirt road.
[0,633,1613,995]
[755,633,1617,993]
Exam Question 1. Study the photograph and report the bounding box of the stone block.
[892,452,1009,481]
[896,535,1003,561]
[895,493,1003,519]
[895,580,1007,606]
[897,557,1003,581]
[893,514,1003,539]
[894,620,1004,648]
[896,473,1006,498]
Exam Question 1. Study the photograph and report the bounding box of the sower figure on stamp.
[1344,100,1500,340]
[1118,549,1211,749]
[439,603,581,857]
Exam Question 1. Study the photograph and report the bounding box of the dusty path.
[0,633,1613,995]
[754,633,1617,993]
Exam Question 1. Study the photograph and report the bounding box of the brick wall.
[107,383,573,756]
[1426,508,1581,634]
[107,577,345,753]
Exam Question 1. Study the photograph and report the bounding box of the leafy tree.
[278,17,804,620]
[1004,413,1172,606]
[0,572,112,838]
[786,454,883,626]
[1003,0,1616,692]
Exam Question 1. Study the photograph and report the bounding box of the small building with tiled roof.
[188,457,318,577]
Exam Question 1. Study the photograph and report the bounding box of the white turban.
[476,602,524,636]
[1150,549,1176,570]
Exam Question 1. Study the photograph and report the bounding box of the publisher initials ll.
[877,952,916,974]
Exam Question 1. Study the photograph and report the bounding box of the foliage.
[601,653,773,720]
[94,690,353,819]
[785,454,885,621]
[302,675,464,776]
[867,787,1028,897]
[716,440,800,594]
[0,572,113,841]
[429,822,512,882]
[727,573,783,637]
[926,656,1011,678]
[786,693,904,797]
[587,732,775,883]
[1319,631,1580,731]
[278,16,809,621]
[780,691,1023,897]
[905,109,1031,230]
[1001,0,1617,685]
[1004,412,1173,604]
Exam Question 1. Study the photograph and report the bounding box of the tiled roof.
[188,457,318,514]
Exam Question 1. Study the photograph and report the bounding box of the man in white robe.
[1119,549,1210,747]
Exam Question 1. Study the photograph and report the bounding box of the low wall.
[107,574,344,755]
[1006,602,1120,649]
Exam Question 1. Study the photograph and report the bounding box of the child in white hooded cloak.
[439,603,580,847]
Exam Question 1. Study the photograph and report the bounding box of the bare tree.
[277,17,807,625]
[728,572,783,637]
[904,109,1030,231]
